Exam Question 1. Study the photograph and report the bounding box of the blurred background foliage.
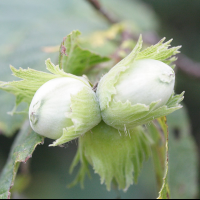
[0,0,199,198]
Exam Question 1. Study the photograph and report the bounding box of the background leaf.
[167,108,198,199]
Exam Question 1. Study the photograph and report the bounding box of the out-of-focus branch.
[86,0,119,24]
[176,54,200,79]
[86,0,200,79]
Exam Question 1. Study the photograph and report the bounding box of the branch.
[176,54,200,78]
[86,0,200,79]
[86,0,119,24]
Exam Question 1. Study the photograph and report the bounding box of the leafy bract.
[59,30,110,75]
[50,86,101,147]
[0,121,43,199]
[69,121,151,191]
[97,36,181,111]
[101,92,184,131]
[0,59,90,113]
[97,35,143,111]
[137,38,181,68]
[70,117,171,195]
[97,36,183,131]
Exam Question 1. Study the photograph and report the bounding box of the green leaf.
[157,117,170,199]
[59,30,110,75]
[0,121,43,199]
[70,121,152,191]
[147,117,170,199]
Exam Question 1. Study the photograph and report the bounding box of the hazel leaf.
[0,121,44,199]
[59,30,110,75]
